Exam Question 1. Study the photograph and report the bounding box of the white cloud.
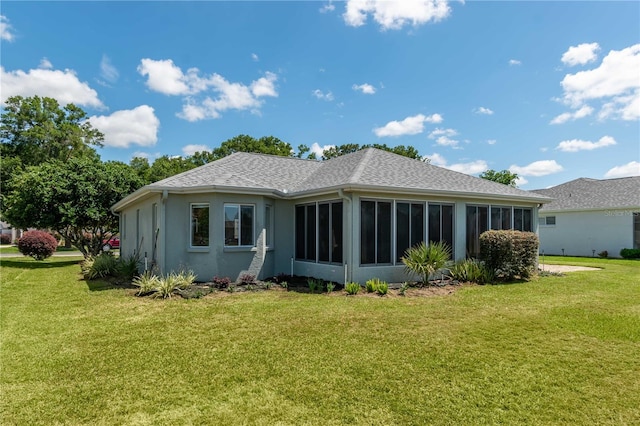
[38,58,53,69]
[556,135,616,152]
[557,44,640,121]
[374,113,442,137]
[509,160,563,177]
[88,105,160,148]
[428,128,459,147]
[100,54,119,83]
[604,161,640,178]
[474,106,494,115]
[0,66,103,108]
[251,53,259,62]
[310,142,335,158]
[487,139,497,145]
[312,89,334,101]
[0,15,15,41]
[343,0,451,30]
[514,176,529,186]
[425,152,488,175]
[509,59,522,66]
[352,83,376,94]
[550,105,593,124]
[561,42,600,66]
[137,59,278,121]
[182,144,211,156]
[320,1,335,13]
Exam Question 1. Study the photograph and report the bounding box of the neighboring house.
[112,148,549,284]
[0,221,22,243]
[533,177,640,258]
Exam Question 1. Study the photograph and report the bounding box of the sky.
[1,1,639,189]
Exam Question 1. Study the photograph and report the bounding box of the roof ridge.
[348,148,374,184]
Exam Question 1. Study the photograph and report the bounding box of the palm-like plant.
[401,241,451,285]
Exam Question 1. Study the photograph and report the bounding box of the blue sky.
[1,1,639,189]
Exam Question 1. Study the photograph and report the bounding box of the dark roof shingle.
[533,177,640,211]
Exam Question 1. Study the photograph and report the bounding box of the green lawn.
[1,256,639,425]
[0,245,81,254]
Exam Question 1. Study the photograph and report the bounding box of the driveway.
[539,264,601,273]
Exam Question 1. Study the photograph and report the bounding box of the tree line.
[1,95,517,256]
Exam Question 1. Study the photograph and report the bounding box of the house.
[533,177,640,258]
[112,148,550,284]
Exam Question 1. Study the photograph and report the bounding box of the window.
[428,203,454,251]
[265,204,273,247]
[295,201,343,263]
[136,209,140,249]
[361,200,392,265]
[491,206,512,230]
[396,203,424,262]
[191,204,210,247]
[123,214,126,239]
[634,212,640,250]
[466,205,488,258]
[224,204,254,246]
[513,208,533,231]
[539,216,556,226]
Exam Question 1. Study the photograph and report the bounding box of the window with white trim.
[539,216,556,226]
[224,204,254,246]
[191,204,210,247]
[265,204,273,247]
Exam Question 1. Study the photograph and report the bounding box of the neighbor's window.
[191,204,210,247]
[540,216,556,226]
[224,204,254,246]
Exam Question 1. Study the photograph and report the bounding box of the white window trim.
[190,203,210,249]
[224,203,256,248]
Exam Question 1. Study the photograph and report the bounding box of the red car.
[102,236,120,250]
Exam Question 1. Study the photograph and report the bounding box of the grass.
[1,256,639,425]
[0,245,82,254]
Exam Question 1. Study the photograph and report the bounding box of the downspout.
[338,189,353,284]
[160,190,168,275]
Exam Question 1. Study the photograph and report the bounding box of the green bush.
[325,282,335,293]
[480,230,538,281]
[401,241,451,285]
[620,248,640,259]
[307,278,322,294]
[345,282,360,295]
[118,254,140,279]
[365,278,380,293]
[17,230,57,260]
[399,282,410,296]
[82,253,119,279]
[449,259,494,285]
[376,281,389,296]
[132,272,160,296]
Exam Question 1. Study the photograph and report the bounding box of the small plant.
[240,274,256,285]
[326,282,335,293]
[449,259,494,284]
[376,281,389,296]
[401,241,451,285]
[307,278,321,294]
[82,253,119,280]
[212,276,232,289]
[227,284,236,293]
[117,254,140,279]
[173,269,196,290]
[264,281,273,289]
[155,273,182,299]
[132,272,160,296]
[365,278,381,293]
[345,282,360,295]
[399,282,410,296]
[280,281,288,289]
[0,234,11,245]
[597,250,608,258]
[246,284,255,291]
[17,230,58,260]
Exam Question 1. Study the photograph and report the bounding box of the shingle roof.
[533,177,640,211]
[114,148,549,211]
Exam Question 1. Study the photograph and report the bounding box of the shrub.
[376,281,389,296]
[155,274,180,299]
[449,259,494,285]
[326,282,335,293]
[118,254,140,279]
[399,282,410,296]
[132,272,160,296]
[172,270,196,290]
[620,248,640,259]
[401,241,451,285]
[345,282,360,295]
[279,281,289,289]
[480,230,538,281]
[212,276,232,289]
[307,278,322,294]
[240,274,255,285]
[82,253,119,279]
[17,230,57,260]
[365,278,380,293]
[0,234,11,245]
[597,250,608,259]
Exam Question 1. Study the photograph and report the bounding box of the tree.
[321,143,427,161]
[479,169,519,187]
[4,157,143,257]
[210,134,293,159]
[1,95,103,166]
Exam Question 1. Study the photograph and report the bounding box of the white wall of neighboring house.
[538,209,636,258]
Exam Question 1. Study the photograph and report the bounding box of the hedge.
[17,230,58,260]
[480,230,539,281]
[620,248,640,259]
